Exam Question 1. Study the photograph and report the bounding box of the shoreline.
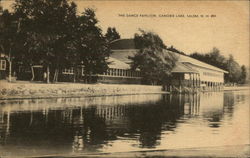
[0,81,164,100]
[76,144,250,158]
[224,86,249,91]
[0,81,249,100]
[0,92,168,100]
[22,144,249,158]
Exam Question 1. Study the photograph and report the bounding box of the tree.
[167,45,186,55]
[13,0,78,83]
[190,47,227,70]
[206,48,227,70]
[190,48,245,84]
[129,30,177,85]
[225,54,241,83]
[105,27,120,42]
[72,8,111,83]
[240,65,247,84]
[0,9,20,82]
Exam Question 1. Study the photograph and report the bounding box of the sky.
[1,0,249,66]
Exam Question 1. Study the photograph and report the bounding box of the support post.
[189,73,192,88]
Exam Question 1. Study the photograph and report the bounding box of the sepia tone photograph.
[0,0,249,157]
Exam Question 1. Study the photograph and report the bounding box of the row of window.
[201,81,223,84]
[203,72,222,77]
[103,68,141,77]
[62,68,142,78]
[184,73,199,80]
[0,60,6,70]
[62,67,74,74]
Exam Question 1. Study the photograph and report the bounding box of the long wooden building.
[108,39,228,89]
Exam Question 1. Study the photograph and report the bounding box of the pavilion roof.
[171,62,199,73]
[107,57,130,69]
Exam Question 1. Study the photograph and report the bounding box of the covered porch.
[168,62,200,93]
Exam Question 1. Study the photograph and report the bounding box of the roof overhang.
[171,62,199,74]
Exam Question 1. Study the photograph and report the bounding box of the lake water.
[0,90,249,157]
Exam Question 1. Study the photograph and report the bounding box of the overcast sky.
[1,0,249,66]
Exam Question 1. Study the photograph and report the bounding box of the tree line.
[0,0,120,83]
[190,48,247,84]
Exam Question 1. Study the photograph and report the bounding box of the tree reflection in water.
[0,91,247,156]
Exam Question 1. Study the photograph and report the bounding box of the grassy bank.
[0,81,164,100]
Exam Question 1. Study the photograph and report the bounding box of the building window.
[203,71,221,77]
[107,69,110,75]
[131,71,134,77]
[62,67,74,74]
[184,73,190,80]
[110,68,114,76]
[82,67,85,76]
[0,60,6,70]
[114,69,117,76]
[137,71,141,77]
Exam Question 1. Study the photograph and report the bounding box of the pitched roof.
[110,39,228,73]
[110,39,136,50]
[172,62,199,73]
[107,57,130,69]
[172,51,228,73]
[110,49,137,64]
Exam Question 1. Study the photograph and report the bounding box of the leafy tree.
[190,47,227,70]
[225,54,241,83]
[105,27,120,42]
[167,45,186,55]
[206,48,228,70]
[190,48,245,84]
[239,65,247,84]
[129,30,177,85]
[13,0,78,83]
[0,9,20,82]
[72,8,111,83]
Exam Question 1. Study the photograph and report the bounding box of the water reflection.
[0,91,248,156]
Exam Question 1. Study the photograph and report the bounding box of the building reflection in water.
[0,91,247,156]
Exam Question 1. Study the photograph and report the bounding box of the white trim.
[32,65,43,68]
[184,62,228,74]
[111,49,139,51]
[81,67,85,76]
[0,60,6,70]
[0,53,6,58]
[97,74,142,79]
[62,67,74,74]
